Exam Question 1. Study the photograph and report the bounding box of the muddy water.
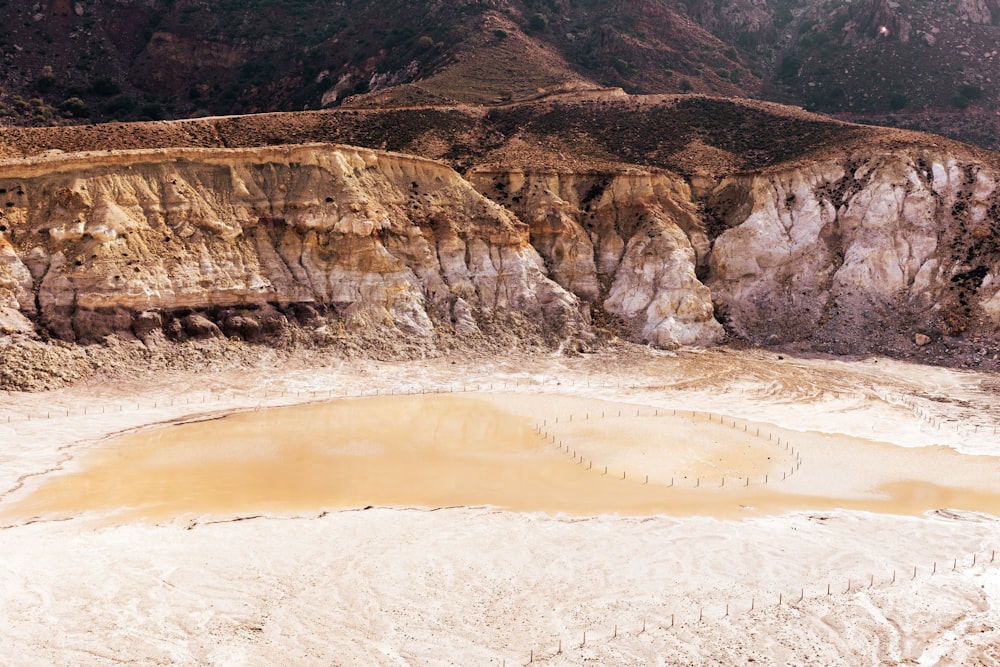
[5,393,1000,523]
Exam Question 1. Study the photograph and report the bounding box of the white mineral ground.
[2,346,1000,665]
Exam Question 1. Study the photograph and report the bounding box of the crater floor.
[1,347,999,664]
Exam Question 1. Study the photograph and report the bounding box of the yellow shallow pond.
[4,393,1000,523]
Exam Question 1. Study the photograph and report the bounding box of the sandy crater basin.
[6,392,1000,524]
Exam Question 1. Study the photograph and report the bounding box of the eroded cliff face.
[1,137,997,366]
[0,144,584,351]
[708,150,1000,358]
[471,169,724,349]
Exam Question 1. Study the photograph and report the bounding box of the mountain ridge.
[1,0,997,151]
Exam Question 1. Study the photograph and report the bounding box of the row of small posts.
[510,549,998,665]
[534,408,802,489]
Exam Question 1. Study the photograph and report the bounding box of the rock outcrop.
[0,144,584,350]
[471,169,723,348]
[708,149,1000,359]
[1,96,999,369]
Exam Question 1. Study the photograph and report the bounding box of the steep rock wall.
[0,145,584,349]
[471,169,723,348]
[708,150,1000,358]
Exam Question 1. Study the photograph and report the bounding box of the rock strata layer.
[1,139,998,367]
[471,169,723,348]
[0,144,584,350]
[708,149,1000,359]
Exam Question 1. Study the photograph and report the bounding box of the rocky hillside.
[682,0,1000,151]
[0,0,998,152]
[0,0,758,124]
[1,94,998,379]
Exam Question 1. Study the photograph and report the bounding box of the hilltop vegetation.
[0,0,996,151]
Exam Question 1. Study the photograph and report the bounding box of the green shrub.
[777,54,801,81]
[958,83,982,100]
[528,13,547,31]
[679,78,694,92]
[141,102,164,120]
[35,67,56,93]
[89,76,119,96]
[103,95,136,116]
[888,93,907,111]
[60,96,89,117]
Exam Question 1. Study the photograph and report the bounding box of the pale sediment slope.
[471,169,724,348]
[709,148,1000,360]
[0,142,731,354]
[0,144,583,350]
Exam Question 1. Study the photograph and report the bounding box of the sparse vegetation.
[60,96,89,118]
[35,67,56,94]
[958,84,982,102]
[777,55,801,82]
[0,0,988,153]
[89,76,119,97]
